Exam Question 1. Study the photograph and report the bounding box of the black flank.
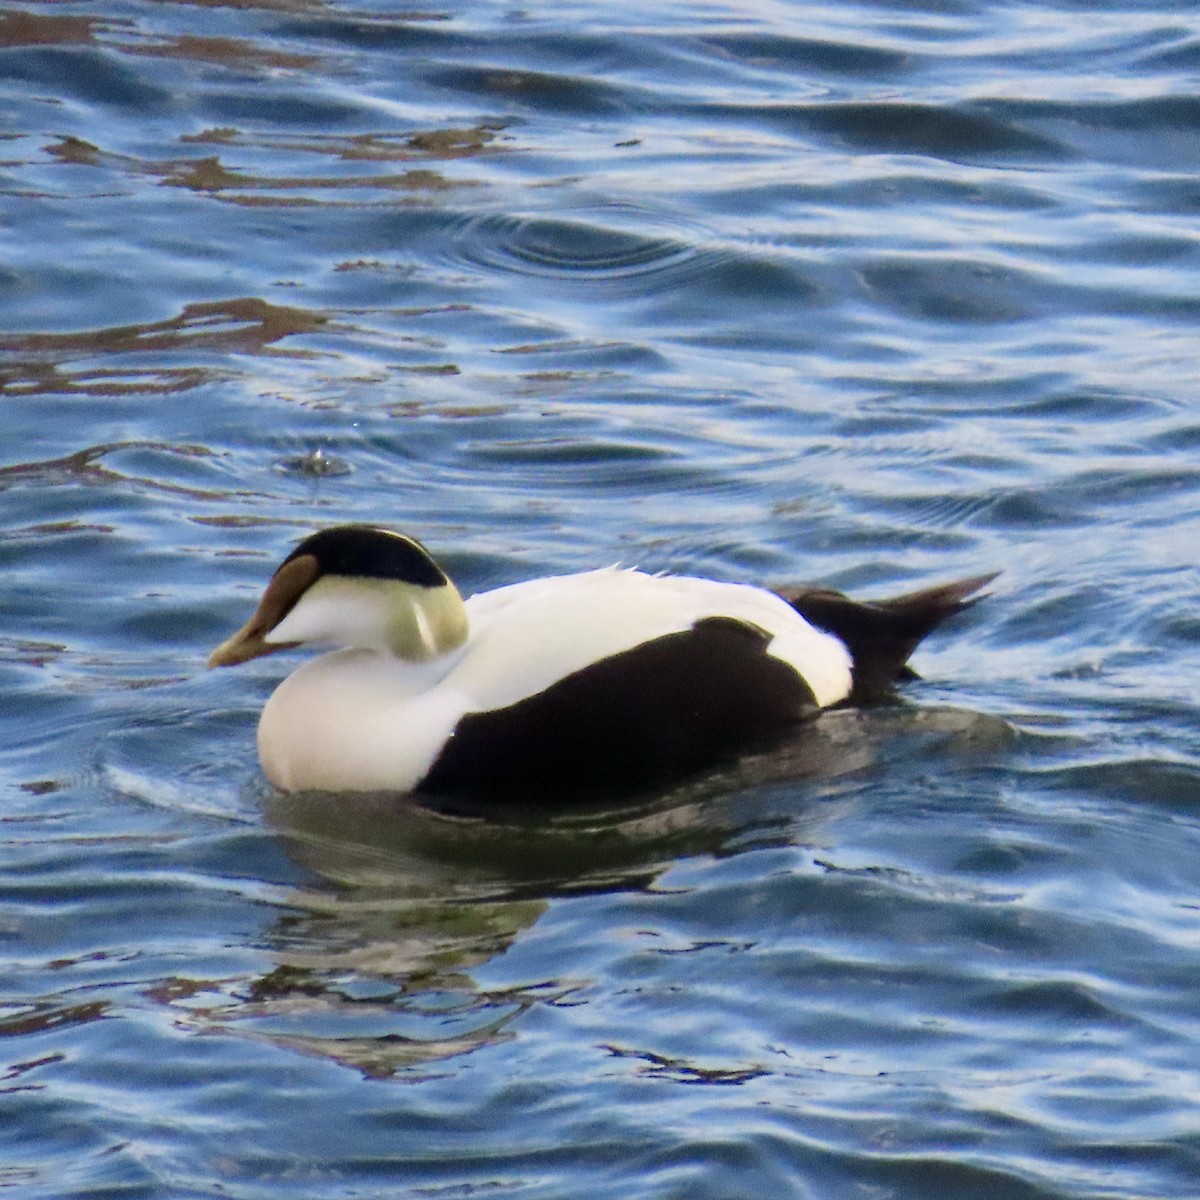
[281,525,447,588]
[418,616,819,800]
[776,573,997,703]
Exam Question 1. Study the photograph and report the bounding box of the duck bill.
[207,553,318,668]
[207,622,297,668]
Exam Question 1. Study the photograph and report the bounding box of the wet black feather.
[776,573,998,703]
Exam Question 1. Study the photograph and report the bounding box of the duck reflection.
[202,707,1008,1078]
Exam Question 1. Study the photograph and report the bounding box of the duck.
[208,525,993,798]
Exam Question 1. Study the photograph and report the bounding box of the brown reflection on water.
[162,156,470,197]
[189,513,291,530]
[184,124,506,161]
[143,0,449,16]
[0,9,102,46]
[0,1000,109,1037]
[43,123,500,206]
[1,297,329,355]
[0,364,213,399]
[42,136,104,169]
[0,441,238,503]
[0,298,332,398]
[122,32,318,70]
[0,7,328,68]
[0,637,67,668]
[142,0,330,13]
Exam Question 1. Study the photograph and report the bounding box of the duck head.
[207,525,469,667]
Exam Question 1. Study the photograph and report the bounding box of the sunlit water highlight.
[3,0,1200,1196]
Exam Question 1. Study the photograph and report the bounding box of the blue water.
[4,0,1200,1196]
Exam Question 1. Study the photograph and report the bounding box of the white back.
[459,568,852,710]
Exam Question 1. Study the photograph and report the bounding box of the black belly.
[418,616,818,800]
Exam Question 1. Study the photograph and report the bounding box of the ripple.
[0,45,170,110]
[700,32,911,78]
[861,255,1043,324]
[1040,758,1200,813]
[982,977,1133,1024]
[275,446,353,478]
[992,93,1200,135]
[1136,36,1200,71]
[422,63,629,115]
[274,12,456,52]
[451,212,696,285]
[692,100,1070,163]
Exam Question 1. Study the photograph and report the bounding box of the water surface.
[3,0,1200,1196]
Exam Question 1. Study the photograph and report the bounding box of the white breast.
[256,649,467,793]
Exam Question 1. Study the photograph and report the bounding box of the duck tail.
[775,572,998,703]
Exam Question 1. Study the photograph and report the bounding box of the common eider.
[208,525,993,797]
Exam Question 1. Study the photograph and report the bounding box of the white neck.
[265,575,469,661]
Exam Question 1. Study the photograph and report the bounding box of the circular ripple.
[450,211,700,289]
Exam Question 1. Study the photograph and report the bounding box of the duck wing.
[418,615,819,800]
